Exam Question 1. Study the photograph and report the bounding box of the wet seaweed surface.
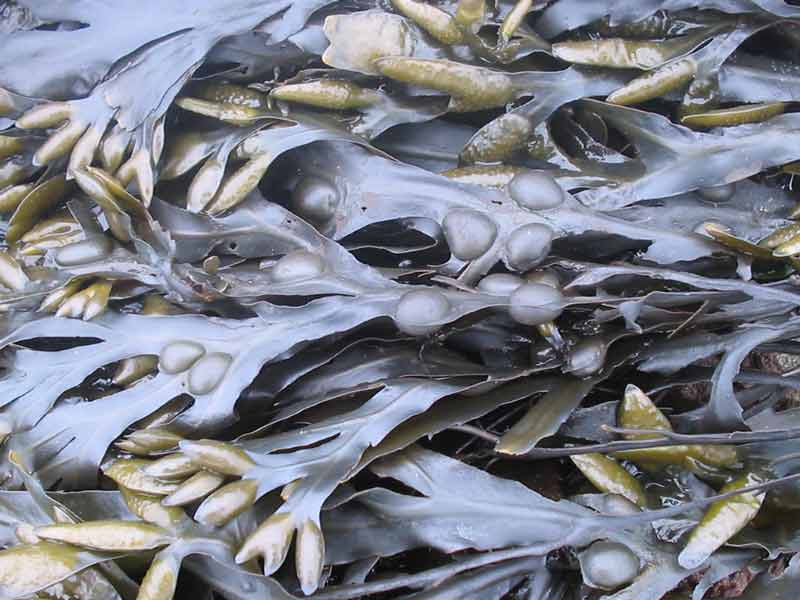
[3,0,800,598]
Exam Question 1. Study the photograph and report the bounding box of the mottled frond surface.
[1,1,800,598]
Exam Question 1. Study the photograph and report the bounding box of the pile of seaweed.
[3,0,800,598]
